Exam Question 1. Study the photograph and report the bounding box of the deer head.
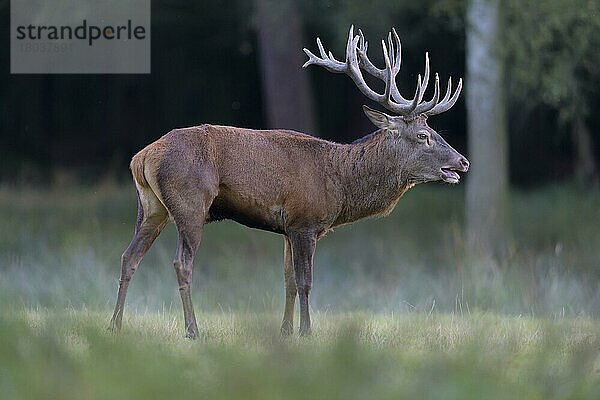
[303,26,469,184]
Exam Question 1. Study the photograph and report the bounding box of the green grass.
[0,183,599,398]
[1,309,598,399]
[0,183,598,315]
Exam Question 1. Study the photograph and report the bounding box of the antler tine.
[302,40,345,72]
[345,27,385,101]
[426,77,462,116]
[346,25,357,64]
[441,77,453,104]
[381,28,413,105]
[302,48,318,68]
[420,53,430,98]
[422,77,449,115]
[357,29,384,78]
[357,28,410,105]
[317,37,328,59]
[382,39,426,115]
[387,28,410,104]
[381,40,394,105]
[407,74,423,114]
[391,28,402,71]
[358,29,368,54]
[347,29,415,114]
[303,26,462,117]
[302,26,374,98]
[414,73,440,114]
[357,29,402,110]
[387,32,395,69]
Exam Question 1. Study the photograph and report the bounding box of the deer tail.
[130,149,148,189]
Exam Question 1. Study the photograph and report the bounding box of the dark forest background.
[1,0,598,187]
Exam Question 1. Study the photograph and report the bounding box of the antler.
[303,26,462,118]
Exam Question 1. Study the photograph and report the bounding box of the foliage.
[0,0,593,183]
[502,0,600,123]
[432,0,600,123]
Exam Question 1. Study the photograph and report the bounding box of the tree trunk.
[572,117,598,185]
[465,0,509,263]
[255,0,316,134]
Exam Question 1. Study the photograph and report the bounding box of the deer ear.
[363,105,395,130]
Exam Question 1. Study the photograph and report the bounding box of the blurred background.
[0,0,598,317]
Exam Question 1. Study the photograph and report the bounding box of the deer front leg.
[289,231,317,336]
[281,236,297,336]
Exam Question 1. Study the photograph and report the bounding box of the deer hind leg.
[281,236,297,336]
[170,221,205,339]
[109,187,168,331]
[159,172,218,339]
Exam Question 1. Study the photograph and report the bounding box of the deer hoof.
[107,320,121,333]
[185,330,199,340]
[280,321,294,337]
[299,327,312,337]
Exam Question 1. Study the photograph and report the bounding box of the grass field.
[0,183,599,398]
[1,310,599,399]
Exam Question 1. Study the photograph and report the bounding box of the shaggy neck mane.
[331,129,415,225]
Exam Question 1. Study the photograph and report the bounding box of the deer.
[108,26,469,338]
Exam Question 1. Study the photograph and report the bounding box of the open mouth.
[440,167,461,184]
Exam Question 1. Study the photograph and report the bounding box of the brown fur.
[136,125,417,232]
[129,151,147,189]
[109,115,468,338]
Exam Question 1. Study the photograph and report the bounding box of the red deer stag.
[108,26,469,338]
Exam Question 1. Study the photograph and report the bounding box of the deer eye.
[417,132,429,141]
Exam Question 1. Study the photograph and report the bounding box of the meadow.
[0,183,598,398]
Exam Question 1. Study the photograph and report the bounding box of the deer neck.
[332,130,415,225]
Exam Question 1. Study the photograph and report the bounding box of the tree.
[502,0,600,184]
[465,0,509,261]
[254,0,316,134]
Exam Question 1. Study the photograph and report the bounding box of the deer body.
[141,125,415,233]
[109,26,469,338]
